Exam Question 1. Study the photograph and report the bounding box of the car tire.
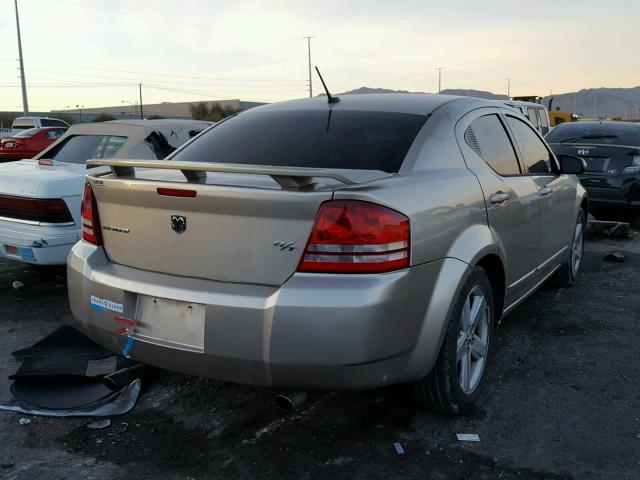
[411,267,494,414]
[551,209,586,287]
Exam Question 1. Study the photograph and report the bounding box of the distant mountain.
[543,87,640,119]
[339,86,425,95]
[339,86,507,100]
[439,89,509,100]
[338,86,640,119]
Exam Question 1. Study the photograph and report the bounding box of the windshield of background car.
[546,123,640,145]
[41,134,127,164]
[171,109,428,173]
[15,128,42,137]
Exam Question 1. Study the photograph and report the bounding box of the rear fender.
[404,224,502,379]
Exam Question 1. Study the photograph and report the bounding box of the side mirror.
[558,155,586,174]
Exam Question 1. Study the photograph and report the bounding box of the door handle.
[490,192,510,204]
[539,186,553,197]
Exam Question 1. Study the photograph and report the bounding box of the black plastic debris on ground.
[0,325,149,417]
[604,251,626,263]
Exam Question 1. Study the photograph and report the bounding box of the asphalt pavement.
[0,232,638,480]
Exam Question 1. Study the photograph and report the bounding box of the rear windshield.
[11,122,34,130]
[15,128,42,137]
[41,135,127,164]
[546,122,640,145]
[172,109,428,173]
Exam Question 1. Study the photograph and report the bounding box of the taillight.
[622,156,640,174]
[81,182,102,245]
[0,195,72,223]
[298,200,410,274]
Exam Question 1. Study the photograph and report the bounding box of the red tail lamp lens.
[298,200,410,273]
[81,182,102,245]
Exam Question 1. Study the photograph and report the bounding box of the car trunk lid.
[88,159,391,286]
[553,144,640,175]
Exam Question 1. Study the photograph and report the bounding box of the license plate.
[134,296,205,353]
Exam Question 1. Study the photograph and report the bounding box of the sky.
[0,0,638,112]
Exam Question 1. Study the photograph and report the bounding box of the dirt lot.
[0,233,638,480]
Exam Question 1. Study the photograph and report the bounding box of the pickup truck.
[0,116,70,139]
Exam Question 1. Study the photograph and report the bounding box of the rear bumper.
[579,175,640,209]
[0,219,79,265]
[67,241,469,390]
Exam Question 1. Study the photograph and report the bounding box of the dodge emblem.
[171,215,187,234]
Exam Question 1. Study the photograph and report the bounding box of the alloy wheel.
[457,285,490,394]
[571,218,584,278]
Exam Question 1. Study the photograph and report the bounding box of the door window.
[529,109,540,130]
[506,116,556,174]
[466,114,521,176]
[45,130,65,140]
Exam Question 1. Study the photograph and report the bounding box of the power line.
[24,66,305,84]
[22,70,303,90]
[55,0,210,29]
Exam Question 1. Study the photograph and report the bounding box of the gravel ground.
[0,232,638,480]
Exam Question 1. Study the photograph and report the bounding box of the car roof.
[502,100,546,108]
[253,93,492,116]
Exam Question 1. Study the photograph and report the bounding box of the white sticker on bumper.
[90,295,124,314]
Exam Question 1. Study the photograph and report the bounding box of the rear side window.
[466,115,521,175]
[11,121,34,130]
[506,116,555,174]
[539,110,549,128]
[41,135,127,164]
[529,109,540,130]
[172,109,428,173]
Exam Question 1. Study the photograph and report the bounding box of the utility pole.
[436,67,443,93]
[593,94,597,119]
[303,36,314,97]
[506,78,511,98]
[76,104,84,123]
[139,83,144,119]
[14,0,28,115]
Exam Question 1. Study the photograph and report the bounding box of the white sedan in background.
[0,119,211,265]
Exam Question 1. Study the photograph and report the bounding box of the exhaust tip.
[275,392,308,411]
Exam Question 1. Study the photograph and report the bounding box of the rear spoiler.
[86,159,391,188]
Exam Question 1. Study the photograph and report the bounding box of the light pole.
[303,36,314,98]
[76,104,84,123]
[506,78,511,98]
[436,67,444,93]
[14,0,28,115]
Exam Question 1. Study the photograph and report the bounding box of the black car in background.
[546,122,640,223]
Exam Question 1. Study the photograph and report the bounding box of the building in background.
[50,99,264,123]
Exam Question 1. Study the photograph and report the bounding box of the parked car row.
[0,127,67,161]
[5,93,637,414]
[0,119,210,265]
[0,116,70,141]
